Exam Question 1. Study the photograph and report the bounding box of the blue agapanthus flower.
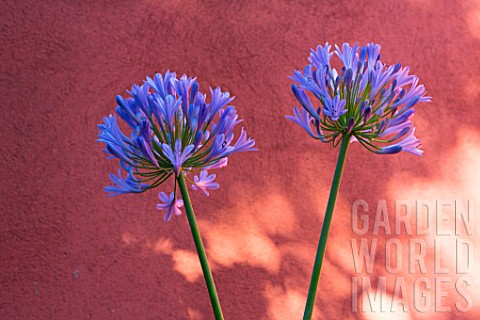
[98,72,256,221]
[287,42,431,155]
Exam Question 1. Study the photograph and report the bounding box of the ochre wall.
[1,0,480,319]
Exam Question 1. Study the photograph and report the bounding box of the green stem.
[176,174,224,320]
[303,134,350,320]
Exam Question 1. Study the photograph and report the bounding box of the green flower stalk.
[303,134,349,319]
[177,174,224,320]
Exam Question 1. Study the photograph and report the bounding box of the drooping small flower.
[286,42,431,155]
[156,192,184,222]
[98,72,256,221]
[192,171,219,196]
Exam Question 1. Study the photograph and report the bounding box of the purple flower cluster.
[287,43,431,155]
[98,72,256,221]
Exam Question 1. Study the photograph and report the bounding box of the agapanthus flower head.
[287,42,431,155]
[98,72,256,221]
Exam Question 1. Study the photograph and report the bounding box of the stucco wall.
[1,0,480,319]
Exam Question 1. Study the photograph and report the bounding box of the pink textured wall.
[1,0,480,319]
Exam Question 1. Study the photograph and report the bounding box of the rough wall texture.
[1,0,480,319]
